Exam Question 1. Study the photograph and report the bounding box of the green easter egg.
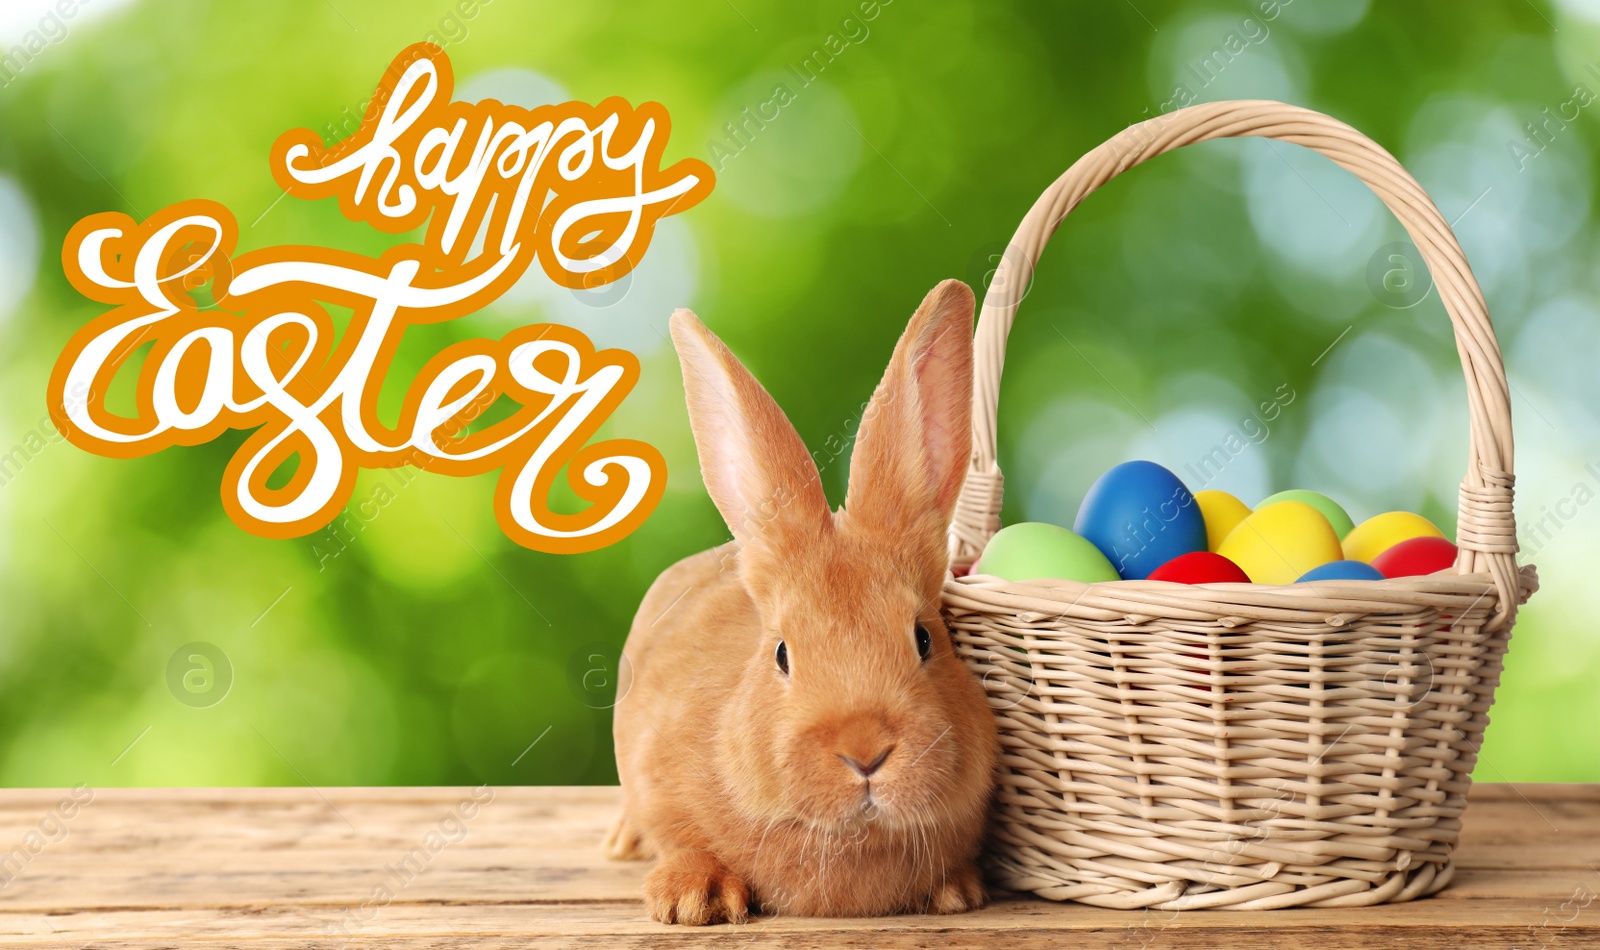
[1258,489,1356,538]
[974,523,1120,584]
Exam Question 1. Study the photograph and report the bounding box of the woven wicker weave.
[944,100,1539,910]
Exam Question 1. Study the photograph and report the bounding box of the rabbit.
[605,279,998,925]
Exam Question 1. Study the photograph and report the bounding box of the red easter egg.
[1148,551,1251,584]
[1371,536,1459,578]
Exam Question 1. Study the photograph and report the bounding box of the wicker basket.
[944,100,1539,911]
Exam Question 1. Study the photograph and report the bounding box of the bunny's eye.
[775,640,789,675]
[915,624,932,661]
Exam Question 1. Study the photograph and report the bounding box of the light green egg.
[1257,489,1356,539]
[974,523,1120,583]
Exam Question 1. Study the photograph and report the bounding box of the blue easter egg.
[1296,560,1385,582]
[1073,461,1206,580]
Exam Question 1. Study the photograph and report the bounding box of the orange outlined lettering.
[44,44,709,553]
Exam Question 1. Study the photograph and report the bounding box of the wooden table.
[0,784,1596,948]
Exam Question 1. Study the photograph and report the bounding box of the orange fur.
[611,281,998,924]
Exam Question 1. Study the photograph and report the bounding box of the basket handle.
[949,100,1520,622]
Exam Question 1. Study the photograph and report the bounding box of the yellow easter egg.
[1194,490,1252,552]
[1217,501,1343,585]
[1342,512,1447,563]
[1258,489,1355,538]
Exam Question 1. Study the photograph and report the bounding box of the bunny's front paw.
[645,848,752,925]
[929,861,988,914]
[602,811,653,861]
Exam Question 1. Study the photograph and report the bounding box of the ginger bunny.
[607,280,998,924]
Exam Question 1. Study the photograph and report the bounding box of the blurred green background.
[0,0,1596,786]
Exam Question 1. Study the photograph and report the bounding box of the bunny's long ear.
[670,309,831,549]
[843,280,975,580]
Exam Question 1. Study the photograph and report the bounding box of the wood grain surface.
[0,784,1596,947]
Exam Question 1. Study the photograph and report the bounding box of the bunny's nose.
[837,745,894,780]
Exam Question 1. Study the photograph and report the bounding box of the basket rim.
[944,564,1537,627]
[945,99,1524,629]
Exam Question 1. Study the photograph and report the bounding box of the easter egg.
[1148,551,1250,584]
[1258,489,1356,538]
[974,523,1120,583]
[1216,501,1343,585]
[1371,536,1459,578]
[1194,490,1252,552]
[1074,461,1206,580]
[1342,512,1447,564]
[1296,560,1385,582]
